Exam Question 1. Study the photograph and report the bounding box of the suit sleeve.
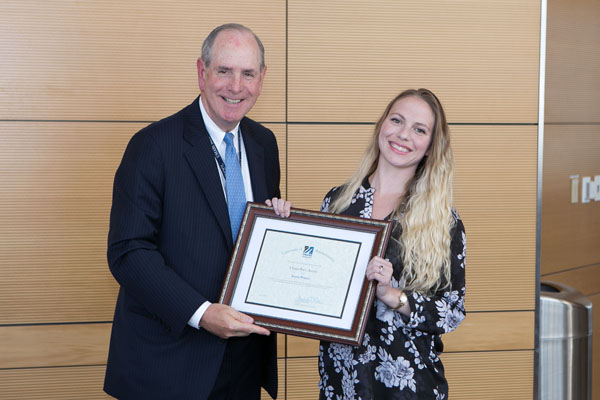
[107,130,205,337]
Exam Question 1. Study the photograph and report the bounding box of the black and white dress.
[318,181,466,400]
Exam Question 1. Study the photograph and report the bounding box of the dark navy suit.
[104,97,279,399]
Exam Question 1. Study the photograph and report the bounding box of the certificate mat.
[219,203,392,345]
[245,229,361,319]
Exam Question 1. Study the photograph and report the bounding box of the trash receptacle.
[539,280,593,400]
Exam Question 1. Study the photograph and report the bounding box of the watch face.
[399,293,407,306]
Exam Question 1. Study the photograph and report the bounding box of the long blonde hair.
[330,89,455,295]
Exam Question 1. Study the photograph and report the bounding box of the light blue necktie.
[223,132,246,241]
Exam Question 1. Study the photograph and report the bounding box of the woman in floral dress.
[318,88,466,400]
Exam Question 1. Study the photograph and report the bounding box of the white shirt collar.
[199,96,240,149]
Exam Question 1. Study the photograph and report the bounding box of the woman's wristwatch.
[392,291,408,310]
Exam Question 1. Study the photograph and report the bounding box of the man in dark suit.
[104,23,281,399]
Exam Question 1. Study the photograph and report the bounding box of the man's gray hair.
[201,23,265,71]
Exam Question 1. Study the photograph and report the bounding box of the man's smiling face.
[197,29,266,132]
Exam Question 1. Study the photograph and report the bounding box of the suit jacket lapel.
[241,119,267,203]
[182,97,233,248]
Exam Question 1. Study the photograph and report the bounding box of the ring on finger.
[379,265,383,274]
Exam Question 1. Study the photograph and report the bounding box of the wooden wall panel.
[277,334,286,359]
[288,0,540,124]
[0,324,110,369]
[541,124,600,274]
[0,1,286,123]
[287,358,320,400]
[444,351,534,399]
[0,366,110,400]
[287,124,371,210]
[287,335,319,358]
[289,124,538,312]
[0,122,133,324]
[453,125,538,311]
[545,0,600,123]
[443,311,534,352]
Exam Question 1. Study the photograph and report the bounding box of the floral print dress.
[318,182,466,400]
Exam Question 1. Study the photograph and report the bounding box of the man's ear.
[197,58,206,91]
[256,65,267,93]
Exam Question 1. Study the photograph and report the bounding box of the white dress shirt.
[187,97,254,330]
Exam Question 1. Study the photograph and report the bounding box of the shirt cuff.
[187,301,212,330]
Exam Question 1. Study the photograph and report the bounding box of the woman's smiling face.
[378,95,434,173]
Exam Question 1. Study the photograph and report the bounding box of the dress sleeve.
[400,212,466,335]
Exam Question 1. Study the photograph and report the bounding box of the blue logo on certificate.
[303,246,314,258]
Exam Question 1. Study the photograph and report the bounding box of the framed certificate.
[219,202,392,345]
